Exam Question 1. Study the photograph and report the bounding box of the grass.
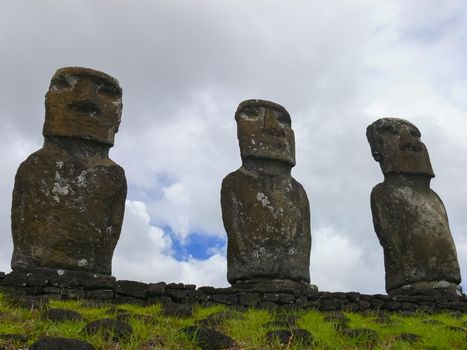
[0,292,465,349]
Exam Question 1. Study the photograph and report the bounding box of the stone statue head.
[235,99,295,166]
[366,117,434,177]
[43,67,123,146]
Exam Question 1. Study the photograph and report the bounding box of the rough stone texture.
[42,308,83,322]
[11,67,126,275]
[366,118,461,295]
[182,326,236,350]
[29,337,96,350]
[221,99,312,289]
[0,275,465,313]
[83,318,133,340]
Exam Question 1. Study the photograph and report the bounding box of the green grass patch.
[0,292,465,349]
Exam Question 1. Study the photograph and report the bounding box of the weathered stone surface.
[11,67,126,275]
[221,99,312,289]
[147,282,166,296]
[30,337,95,350]
[83,318,133,340]
[366,118,461,295]
[115,280,148,299]
[182,326,236,350]
[162,301,193,317]
[42,308,83,322]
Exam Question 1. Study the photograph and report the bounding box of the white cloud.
[113,201,228,287]
[311,227,385,293]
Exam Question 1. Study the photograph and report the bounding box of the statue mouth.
[400,141,422,152]
[68,100,100,116]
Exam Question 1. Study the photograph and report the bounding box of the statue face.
[366,118,434,177]
[43,67,122,145]
[235,99,295,166]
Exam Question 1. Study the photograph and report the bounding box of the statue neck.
[242,157,292,176]
[44,136,110,159]
[383,173,431,188]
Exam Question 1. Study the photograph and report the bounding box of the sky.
[0,0,466,294]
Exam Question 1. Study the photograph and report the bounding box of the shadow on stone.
[162,302,193,317]
[42,308,83,322]
[29,337,95,350]
[82,318,132,341]
[182,325,236,350]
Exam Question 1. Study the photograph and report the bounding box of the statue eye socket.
[277,113,291,125]
[97,84,120,98]
[380,124,397,134]
[50,76,72,91]
[242,106,260,116]
[410,129,421,137]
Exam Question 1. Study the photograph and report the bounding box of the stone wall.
[0,270,465,314]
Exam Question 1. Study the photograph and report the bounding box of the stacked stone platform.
[0,270,465,314]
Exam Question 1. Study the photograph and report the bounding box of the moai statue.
[367,118,461,295]
[221,99,312,290]
[11,67,127,276]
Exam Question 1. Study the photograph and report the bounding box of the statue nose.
[262,110,285,137]
[400,125,414,141]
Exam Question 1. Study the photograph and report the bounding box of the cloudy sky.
[0,0,466,294]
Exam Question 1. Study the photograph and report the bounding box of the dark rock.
[222,99,312,288]
[197,286,217,295]
[212,293,238,305]
[182,326,236,350]
[238,292,260,306]
[278,293,296,304]
[114,294,146,306]
[162,302,192,317]
[266,329,314,346]
[257,302,279,311]
[396,333,422,343]
[84,289,114,299]
[29,336,95,350]
[198,311,243,328]
[385,301,402,311]
[0,273,27,287]
[147,282,166,296]
[367,118,461,295]
[166,288,190,301]
[42,308,83,322]
[83,318,132,340]
[262,293,280,302]
[167,283,185,289]
[115,280,148,298]
[11,67,126,276]
[358,299,371,311]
